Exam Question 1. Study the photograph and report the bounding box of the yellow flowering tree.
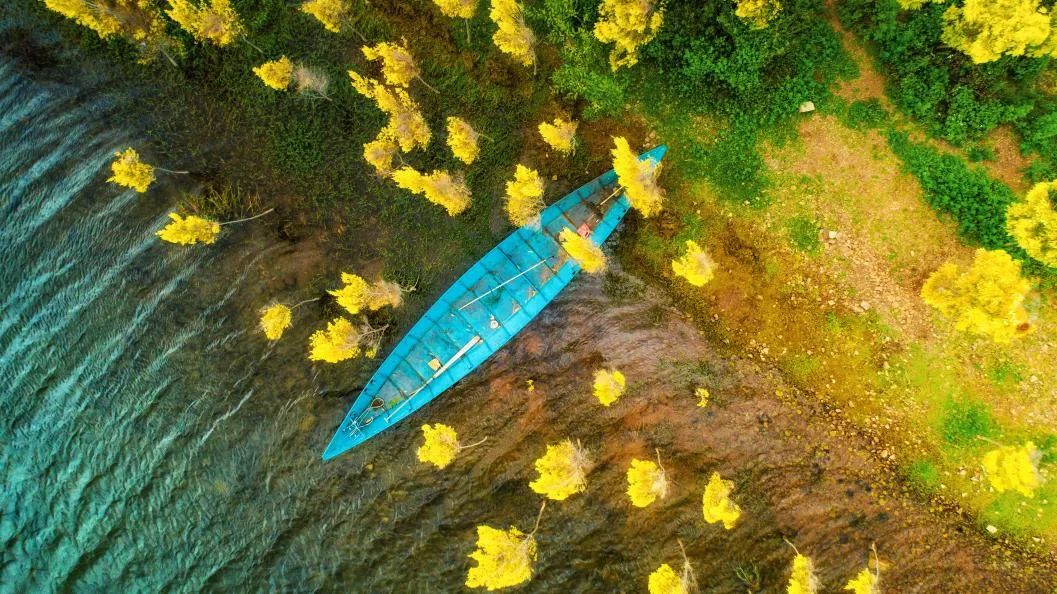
[942,0,1057,64]
[43,0,175,63]
[259,304,292,340]
[504,165,545,227]
[362,40,437,91]
[982,441,1042,497]
[648,542,694,594]
[702,471,741,529]
[1006,180,1057,268]
[253,56,294,90]
[594,0,664,70]
[308,317,385,363]
[538,118,578,155]
[447,117,483,165]
[108,148,156,192]
[593,368,626,406]
[921,249,1034,342]
[627,455,669,508]
[350,72,431,152]
[156,207,273,246]
[735,0,782,29]
[465,502,545,591]
[529,439,590,501]
[328,272,407,315]
[489,0,536,69]
[300,0,354,36]
[785,542,820,594]
[612,136,665,217]
[364,135,399,176]
[672,240,716,287]
[844,546,881,594]
[166,0,246,48]
[392,167,472,215]
[433,0,477,42]
[559,228,607,273]
[417,423,488,469]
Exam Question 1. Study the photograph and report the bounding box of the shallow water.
[2,62,1055,593]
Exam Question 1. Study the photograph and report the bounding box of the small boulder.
[799,101,816,113]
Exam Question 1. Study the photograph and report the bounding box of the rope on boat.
[383,335,482,422]
[457,259,550,311]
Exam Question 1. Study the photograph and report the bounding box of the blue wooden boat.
[322,145,667,460]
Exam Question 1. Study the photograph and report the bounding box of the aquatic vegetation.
[417,423,487,469]
[627,457,668,508]
[166,0,244,47]
[504,165,545,227]
[108,148,155,193]
[593,0,664,70]
[647,564,687,594]
[466,503,545,590]
[328,272,406,315]
[612,136,664,217]
[941,0,1057,64]
[155,213,220,245]
[258,304,292,340]
[1006,180,1057,269]
[844,547,881,594]
[592,368,626,406]
[300,0,347,33]
[529,439,590,501]
[308,318,384,363]
[253,57,293,90]
[982,442,1042,497]
[786,549,820,594]
[349,73,431,153]
[559,228,607,273]
[44,0,172,62]
[921,249,1034,342]
[489,0,536,68]
[702,471,741,529]
[735,0,782,29]
[538,118,578,155]
[671,240,715,287]
[391,167,472,215]
[447,117,481,165]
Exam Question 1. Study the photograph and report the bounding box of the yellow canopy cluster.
[504,165,545,227]
[942,0,1057,64]
[417,423,461,469]
[529,439,590,501]
[350,72,431,153]
[921,248,1034,342]
[259,303,292,341]
[362,41,421,88]
[156,213,220,245]
[328,272,404,315]
[787,553,820,594]
[593,368,626,406]
[363,136,399,176]
[465,525,536,590]
[108,148,156,193]
[1006,180,1057,269]
[695,387,710,407]
[701,471,741,529]
[253,56,294,90]
[844,567,880,594]
[392,167,472,216]
[166,0,244,47]
[447,117,481,165]
[538,118,578,155]
[627,458,668,508]
[671,240,715,287]
[44,0,169,55]
[612,136,664,217]
[593,0,665,70]
[434,0,477,19]
[735,0,782,30]
[300,0,347,33]
[559,228,607,274]
[647,563,688,594]
[308,317,364,363]
[489,0,536,67]
[982,442,1042,497]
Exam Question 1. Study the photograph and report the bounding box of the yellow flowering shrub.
[593,368,626,406]
[392,167,472,216]
[627,458,668,507]
[349,72,431,152]
[845,568,879,594]
[559,228,607,274]
[259,303,292,340]
[46,0,123,38]
[417,423,460,469]
[1006,180,1057,268]
[108,148,156,193]
[364,135,398,176]
[671,240,715,287]
[735,0,782,29]
[489,0,536,67]
[921,249,1033,342]
[253,56,293,90]
[982,442,1042,497]
[594,0,664,70]
[156,213,220,245]
[45,0,169,57]
[434,0,477,19]
[647,563,688,594]
[300,0,347,33]
[329,273,404,315]
[504,165,545,227]
[612,136,664,217]
[166,0,244,47]
[308,317,362,363]
[465,525,536,590]
[702,471,741,529]
[538,118,578,155]
[362,40,420,87]
[529,439,590,501]
[447,117,481,165]
[787,553,819,594]
[942,0,1056,64]
[695,387,710,407]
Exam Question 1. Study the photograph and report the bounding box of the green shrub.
[940,397,996,447]
[906,459,940,491]
[846,98,888,129]
[786,215,821,253]
[967,145,996,163]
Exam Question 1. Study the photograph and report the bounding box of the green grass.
[845,98,888,130]
[940,397,997,447]
[987,359,1025,386]
[906,459,940,492]
[786,215,821,254]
